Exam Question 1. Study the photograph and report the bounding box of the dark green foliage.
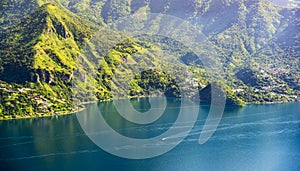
[0,6,47,83]
[0,0,40,30]
[0,0,299,118]
[236,68,259,87]
[199,81,245,107]
[131,69,180,98]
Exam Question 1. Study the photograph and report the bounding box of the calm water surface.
[0,98,299,171]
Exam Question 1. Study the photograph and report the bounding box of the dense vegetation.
[0,0,299,119]
[131,69,181,98]
[199,81,246,107]
[0,1,99,118]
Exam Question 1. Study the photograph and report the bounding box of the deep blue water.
[0,98,299,171]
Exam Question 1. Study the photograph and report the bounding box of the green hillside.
[58,0,299,92]
[0,2,100,118]
[0,0,299,119]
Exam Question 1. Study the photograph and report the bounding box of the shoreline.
[0,98,299,121]
[245,100,299,105]
[0,107,87,121]
[0,100,99,121]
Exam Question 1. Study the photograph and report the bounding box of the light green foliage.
[0,0,299,118]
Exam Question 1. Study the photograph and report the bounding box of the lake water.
[0,98,299,170]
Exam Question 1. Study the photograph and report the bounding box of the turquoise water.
[0,98,299,170]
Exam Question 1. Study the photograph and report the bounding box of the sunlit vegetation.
[0,0,299,118]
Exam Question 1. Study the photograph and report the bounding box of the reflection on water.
[0,99,299,171]
[130,98,152,113]
[100,97,180,139]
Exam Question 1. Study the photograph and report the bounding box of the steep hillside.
[58,0,299,80]
[0,1,211,119]
[0,0,299,118]
[0,2,98,83]
[0,2,100,118]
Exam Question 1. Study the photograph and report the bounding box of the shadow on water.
[98,97,180,139]
[129,97,152,113]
